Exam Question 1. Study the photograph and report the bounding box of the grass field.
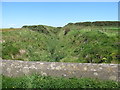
[2,74,120,88]
[1,22,119,63]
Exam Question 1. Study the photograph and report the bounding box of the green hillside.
[1,21,120,63]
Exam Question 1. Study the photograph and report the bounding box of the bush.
[23,25,49,34]
[2,42,19,59]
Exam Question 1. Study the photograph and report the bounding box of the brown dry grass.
[0,28,21,32]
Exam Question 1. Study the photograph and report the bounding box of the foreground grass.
[2,74,120,88]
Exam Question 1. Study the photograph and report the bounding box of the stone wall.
[1,60,120,81]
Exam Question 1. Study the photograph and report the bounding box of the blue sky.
[2,2,118,28]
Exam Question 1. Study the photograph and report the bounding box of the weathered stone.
[1,60,119,81]
[109,76,117,81]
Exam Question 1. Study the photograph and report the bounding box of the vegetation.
[68,21,119,26]
[0,28,21,32]
[2,74,120,88]
[1,21,120,63]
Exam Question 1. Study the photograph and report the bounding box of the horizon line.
[1,20,119,29]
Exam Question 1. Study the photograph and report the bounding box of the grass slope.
[1,22,119,63]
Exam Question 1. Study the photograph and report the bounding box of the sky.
[1,0,120,2]
[2,2,118,28]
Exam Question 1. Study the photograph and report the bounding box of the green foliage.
[22,25,49,34]
[2,22,120,63]
[2,74,120,88]
[72,21,120,27]
[2,42,19,59]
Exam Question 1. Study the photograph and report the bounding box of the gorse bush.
[2,21,120,63]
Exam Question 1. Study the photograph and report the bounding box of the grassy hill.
[1,21,120,63]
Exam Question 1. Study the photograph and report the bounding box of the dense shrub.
[75,22,92,26]
[22,25,49,34]
[92,21,120,26]
[22,25,28,28]
[2,42,19,59]
[66,21,120,27]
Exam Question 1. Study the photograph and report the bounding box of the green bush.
[22,25,49,34]
[2,42,19,59]
[72,21,120,27]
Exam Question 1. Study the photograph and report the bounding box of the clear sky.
[2,2,118,28]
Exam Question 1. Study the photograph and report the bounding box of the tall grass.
[2,74,120,88]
